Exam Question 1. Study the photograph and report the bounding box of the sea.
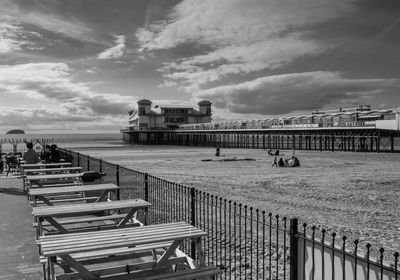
[1,133,122,149]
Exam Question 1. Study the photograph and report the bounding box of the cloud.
[0,20,40,54]
[195,71,400,115]
[136,0,356,90]
[0,62,137,120]
[0,1,93,43]
[98,35,126,60]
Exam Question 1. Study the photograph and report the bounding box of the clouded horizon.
[1,0,400,133]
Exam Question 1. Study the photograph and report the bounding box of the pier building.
[122,105,400,152]
[128,99,212,131]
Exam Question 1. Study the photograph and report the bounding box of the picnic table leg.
[117,207,138,227]
[38,196,54,206]
[59,254,98,280]
[94,190,109,203]
[153,240,182,269]
[50,257,56,280]
[193,237,206,267]
[44,217,68,234]
[145,208,151,225]
[46,257,52,280]
[37,217,43,239]
[42,263,47,280]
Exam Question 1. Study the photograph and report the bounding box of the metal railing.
[58,148,399,280]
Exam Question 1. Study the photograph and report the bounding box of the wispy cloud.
[196,71,400,115]
[0,1,94,43]
[0,20,40,54]
[137,0,355,91]
[98,35,126,60]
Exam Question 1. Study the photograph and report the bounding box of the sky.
[0,0,400,133]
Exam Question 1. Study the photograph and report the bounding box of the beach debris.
[202,157,256,162]
[81,171,106,182]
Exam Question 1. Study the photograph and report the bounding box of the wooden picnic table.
[22,162,72,169]
[39,222,221,280]
[29,183,119,206]
[26,173,83,189]
[24,167,82,175]
[33,199,152,237]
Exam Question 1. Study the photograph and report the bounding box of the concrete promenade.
[0,177,42,280]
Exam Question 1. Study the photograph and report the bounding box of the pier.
[122,126,400,152]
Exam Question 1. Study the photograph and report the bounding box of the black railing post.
[290,218,299,280]
[99,159,102,173]
[143,173,149,224]
[144,173,149,202]
[190,187,196,261]
[87,155,90,171]
[116,164,120,186]
[77,152,80,167]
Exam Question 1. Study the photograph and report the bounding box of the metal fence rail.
[58,148,399,280]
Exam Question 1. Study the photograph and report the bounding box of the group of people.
[23,142,61,164]
[272,155,300,167]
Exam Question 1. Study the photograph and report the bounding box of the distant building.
[128,99,212,130]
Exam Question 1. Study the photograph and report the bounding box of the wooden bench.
[33,199,151,238]
[33,213,143,236]
[39,222,221,280]
[29,183,119,206]
[22,162,72,170]
[55,264,222,280]
[24,167,82,175]
[25,173,83,194]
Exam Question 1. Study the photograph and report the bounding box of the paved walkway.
[0,177,43,280]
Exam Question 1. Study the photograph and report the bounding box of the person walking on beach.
[48,144,61,163]
[215,147,221,157]
[23,142,41,164]
[272,156,277,167]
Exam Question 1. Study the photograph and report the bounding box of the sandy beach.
[69,144,400,256]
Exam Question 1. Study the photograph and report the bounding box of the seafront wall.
[59,147,400,280]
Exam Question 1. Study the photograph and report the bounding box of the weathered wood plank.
[32,199,151,217]
[29,183,118,196]
[39,223,206,257]
[26,173,83,181]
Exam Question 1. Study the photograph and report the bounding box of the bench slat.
[29,183,118,196]
[34,214,128,227]
[40,223,205,257]
[32,199,150,217]
[55,257,190,280]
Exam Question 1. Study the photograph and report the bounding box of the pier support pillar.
[391,136,394,152]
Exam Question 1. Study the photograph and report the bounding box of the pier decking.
[0,177,43,279]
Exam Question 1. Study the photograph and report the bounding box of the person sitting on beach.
[278,157,285,167]
[48,144,61,163]
[23,142,41,164]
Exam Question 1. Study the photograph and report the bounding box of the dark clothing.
[23,149,41,164]
[48,150,61,163]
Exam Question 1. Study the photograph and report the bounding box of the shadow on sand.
[0,187,26,196]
